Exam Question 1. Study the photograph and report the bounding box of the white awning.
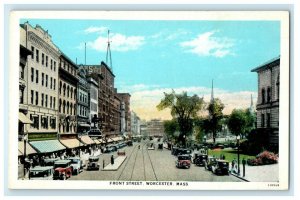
[78,123,90,127]
[19,112,33,124]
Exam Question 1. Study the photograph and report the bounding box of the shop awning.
[93,139,100,145]
[18,150,23,156]
[107,138,114,143]
[60,138,83,149]
[112,136,123,142]
[98,139,105,144]
[79,135,95,145]
[78,123,91,127]
[18,141,37,155]
[29,140,66,153]
[19,112,33,124]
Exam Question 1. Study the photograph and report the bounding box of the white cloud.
[82,33,145,52]
[84,26,108,34]
[126,85,256,121]
[180,30,235,58]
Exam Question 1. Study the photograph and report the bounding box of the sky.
[20,19,280,120]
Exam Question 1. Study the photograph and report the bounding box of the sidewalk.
[231,163,279,182]
[102,156,127,171]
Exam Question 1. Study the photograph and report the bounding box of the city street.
[69,140,242,182]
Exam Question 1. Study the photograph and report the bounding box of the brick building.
[58,53,78,134]
[251,56,280,150]
[117,93,131,134]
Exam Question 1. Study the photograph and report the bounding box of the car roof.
[30,166,53,171]
[217,159,229,163]
[54,160,71,164]
[89,156,99,159]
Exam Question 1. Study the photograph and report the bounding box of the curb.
[230,172,249,182]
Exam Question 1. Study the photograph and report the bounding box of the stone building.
[251,56,280,150]
[131,111,141,136]
[87,76,99,127]
[58,53,78,134]
[117,93,131,134]
[20,22,60,141]
[77,69,90,133]
[145,119,164,138]
[19,26,33,141]
[112,89,121,135]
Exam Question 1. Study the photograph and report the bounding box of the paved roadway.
[69,140,242,182]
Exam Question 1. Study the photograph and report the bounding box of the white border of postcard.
[8,10,289,190]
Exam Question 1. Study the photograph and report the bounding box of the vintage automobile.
[193,153,208,166]
[177,148,192,156]
[204,156,217,171]
[29,166,53,180]
[127,140,133,146]
[175,154,191,169]
[67,157,83,175]
[53,160,73,180]
[211,160,230,175]
[87,156,100,170]
[104,145,116,153]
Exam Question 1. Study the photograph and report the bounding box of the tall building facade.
[20,22,60,140]
[19,26,33,139]
[58,53,78,134]
[145,119,164,137]
[117,93,131,133]
[77,69,90,133]
[131,111,141,136]
[251,56,280,149]
[87,76,99,127]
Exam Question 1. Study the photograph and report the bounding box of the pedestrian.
[111,155,114,165]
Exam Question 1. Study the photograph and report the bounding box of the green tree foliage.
[157,90,205,146]
[163,119,179,141]
[207,98,225,143]
[227,108,256,138]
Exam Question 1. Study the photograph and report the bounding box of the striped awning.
[112,136,123,142]
[18,141,37,155]
[79,135,95,145]
[93,139,100,145]
[19,112,33,124]
[29,140,66,153]
[60,138,83,149]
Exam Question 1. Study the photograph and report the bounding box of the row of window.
[30,90,56,109]
[31,68,56,90]
[30,115,56,130]
[261,113,271,128]
[78,104,88,117]
[31,46,57,72]
[79,92,88,104]
[59,99,76,115]
[59,82,76,99]
[59,124,76,133]
[59,59,77,77]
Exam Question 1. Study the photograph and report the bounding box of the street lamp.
[237,135,241,175]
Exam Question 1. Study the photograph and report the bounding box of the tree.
[163,119,179,141]
[227,108,256,138]
[157,90,205,147]
[207,98,225,143]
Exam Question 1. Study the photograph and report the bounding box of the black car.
[171,146,179,155]
[204,156,217,171]
[177,148,192,156]
[127,140,133,146]
[193,153,208,166]
[158,143,163,150]
[211,160,230,175]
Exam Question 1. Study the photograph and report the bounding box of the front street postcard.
[8,11,289,190]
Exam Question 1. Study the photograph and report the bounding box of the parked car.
[177,148,192,156]
[175,154,191,169]
[211,160,230,175]
[29,166,53,180]
[67,157,83,175]
[53,160,73,180]
[127,140,133,146]
[193,153,208,166]
[88,128,102,137]
[171,146,179,155]
[204,156,217,171]
[87,156,100,170]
